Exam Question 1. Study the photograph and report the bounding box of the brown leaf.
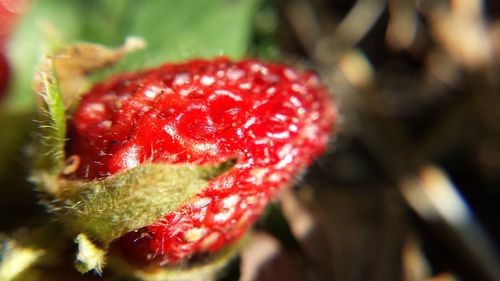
[34,37,145,109]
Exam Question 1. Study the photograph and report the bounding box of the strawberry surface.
[0,0,26,99]
[0,0,24,44]
[0,53,9,98]
[66,57,336,265]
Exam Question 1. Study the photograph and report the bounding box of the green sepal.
[33,59,66,175]
[34,161,234,245]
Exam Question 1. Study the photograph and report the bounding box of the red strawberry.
[65,57,336,265]
[0,0,26,99]
[0,0,24,44]
[0,53,9,98]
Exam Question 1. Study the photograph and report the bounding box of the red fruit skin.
[0,0,23,44]
[0,53,9,99]
[66,57,336,265]
[0,0,26,99]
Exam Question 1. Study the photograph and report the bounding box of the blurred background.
[0,0,499,280]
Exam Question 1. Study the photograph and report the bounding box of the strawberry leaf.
[119,0,261,67]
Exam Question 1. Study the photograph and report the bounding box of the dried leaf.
[34,38,145,109]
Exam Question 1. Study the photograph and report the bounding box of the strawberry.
[0,0,24,45]
[64,57,336,266]
[0,0,26,99]
[0,53,9,98]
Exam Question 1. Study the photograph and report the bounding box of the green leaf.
[36,161,234,244]
[121,0,261,67]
